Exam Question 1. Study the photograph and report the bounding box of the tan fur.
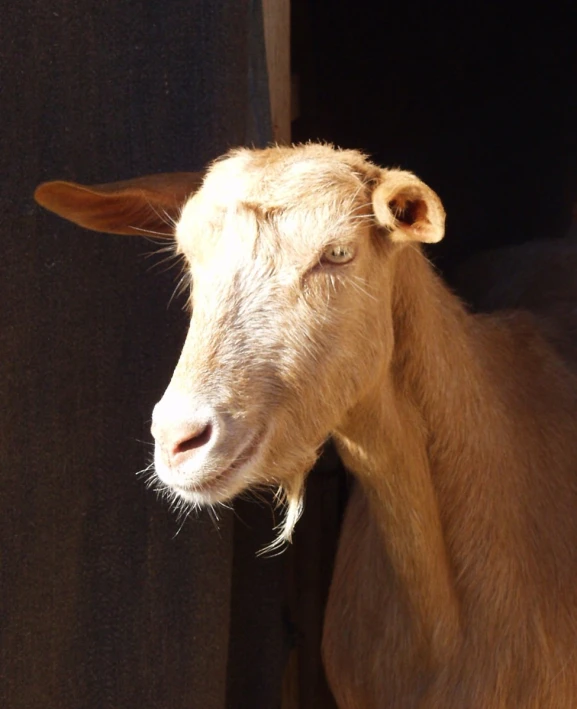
[35,144,577,708]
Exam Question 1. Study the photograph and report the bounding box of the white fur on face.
[156,146,387,542]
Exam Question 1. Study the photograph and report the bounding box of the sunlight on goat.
[35,144,577,708]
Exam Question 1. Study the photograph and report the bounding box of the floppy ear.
[34,172,205,237]
[372,169,445,244]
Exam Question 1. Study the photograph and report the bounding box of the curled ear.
[372,169,445,244]
[34,172,205,236]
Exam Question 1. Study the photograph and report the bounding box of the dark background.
[1,1,575,708]
[292,0,577,273]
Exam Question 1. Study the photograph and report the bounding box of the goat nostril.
[173,422,214,455]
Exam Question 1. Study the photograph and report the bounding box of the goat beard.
[262,441,321,554]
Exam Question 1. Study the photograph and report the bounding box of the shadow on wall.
[291,0,577,271]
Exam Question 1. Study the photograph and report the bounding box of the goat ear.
[34,172,205,237]
[372,169,445,244]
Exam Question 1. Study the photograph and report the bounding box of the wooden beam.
[262,0,291,144]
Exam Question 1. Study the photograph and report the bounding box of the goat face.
[34,144,445,535]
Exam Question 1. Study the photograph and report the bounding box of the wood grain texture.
[263,0,291,144]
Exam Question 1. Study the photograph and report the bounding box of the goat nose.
[171,420,213,455]
[151,396,218,467]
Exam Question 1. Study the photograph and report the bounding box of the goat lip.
[174,426,267,499]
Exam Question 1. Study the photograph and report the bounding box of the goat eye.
[321,244,355,265]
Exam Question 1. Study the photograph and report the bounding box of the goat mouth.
[174,426,267,501]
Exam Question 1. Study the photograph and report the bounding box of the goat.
[35,144,577,708]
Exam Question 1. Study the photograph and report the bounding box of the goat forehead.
[177,166,370,263]
[177,200,275,268]
[205,150,367,206]
[177,198,364,270]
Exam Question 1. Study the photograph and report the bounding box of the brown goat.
[35,145,577,708]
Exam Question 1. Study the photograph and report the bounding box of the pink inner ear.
[388,196,429,228]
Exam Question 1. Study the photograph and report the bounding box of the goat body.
[324,241,577,708]
[35,145,577,708]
